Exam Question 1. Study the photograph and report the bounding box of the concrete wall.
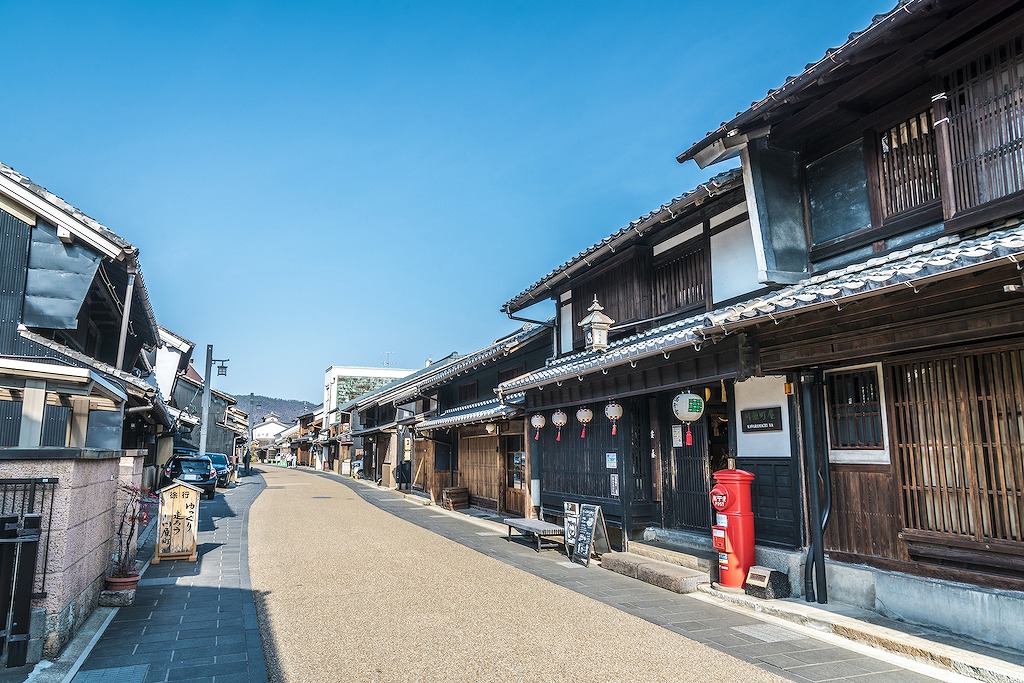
[0,451,142,657]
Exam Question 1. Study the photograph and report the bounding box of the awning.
[500,223,1024,394]
[18,326,157,399]
[0,356,127,409]
[416,394,525,431]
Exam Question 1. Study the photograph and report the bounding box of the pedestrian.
[244,449,251,475]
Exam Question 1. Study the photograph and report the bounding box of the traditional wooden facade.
[499,171,804,550]
[665,0,1024,646]
[414,324,551,516]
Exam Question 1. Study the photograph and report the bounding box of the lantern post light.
[578,296,615,353]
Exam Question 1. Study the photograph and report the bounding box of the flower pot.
[104,574,140,591]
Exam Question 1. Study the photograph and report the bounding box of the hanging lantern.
[604,401,623,435]
[576,407,594,438]
[551,410,568,441]
[530,414,546,441]
[671,391,706,447]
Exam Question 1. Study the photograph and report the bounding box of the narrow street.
[247,467,949,683]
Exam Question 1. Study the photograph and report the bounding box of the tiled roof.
[499,222,1024,394]
[502,169,743,313]
[416,394,525,431]
[415,323,550,393]
[677,0,928,164]
[19,326,157,398]
[0,162,135,252]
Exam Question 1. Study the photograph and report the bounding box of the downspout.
[799,369,828,603]
[115,258,138,371]
[503,310,555,328]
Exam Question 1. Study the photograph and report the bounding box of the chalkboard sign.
[741,407,783,432]
[571,504,611,567]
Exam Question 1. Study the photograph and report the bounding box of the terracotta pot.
[104,574,141,591]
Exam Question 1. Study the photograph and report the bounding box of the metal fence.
[0,478,57,667]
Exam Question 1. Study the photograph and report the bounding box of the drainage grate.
[73,664,150,683]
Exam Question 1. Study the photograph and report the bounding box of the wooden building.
[414,324,551,515]
[499,170,803,550]
[668,0,1024,647]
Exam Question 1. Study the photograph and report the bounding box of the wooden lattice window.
[652,246,706,316]
[942,34,1024,213]
[498,364,525,384]
[878,109,940,218]
[888,350,1024,545]
[458,381,477,403]
[825,368,884,450]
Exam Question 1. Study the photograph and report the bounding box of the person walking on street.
[244,449,251,475]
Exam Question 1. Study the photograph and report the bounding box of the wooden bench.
[504,517,565,552]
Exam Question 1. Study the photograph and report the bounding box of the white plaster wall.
[734,375,792,458]
[711,219,760,304]
[152,346,183,400]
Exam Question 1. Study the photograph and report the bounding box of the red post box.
[709,468,755,589]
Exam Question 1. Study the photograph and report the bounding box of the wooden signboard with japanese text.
[571,504,610,567]
[563,502,580,549]
[152,481,201,563]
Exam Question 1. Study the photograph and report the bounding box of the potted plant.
[104,483,149,591]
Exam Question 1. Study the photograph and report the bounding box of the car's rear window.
[179,460,210,473]
[208,454,228,466]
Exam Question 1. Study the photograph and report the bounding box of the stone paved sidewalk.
[72,470,267,683]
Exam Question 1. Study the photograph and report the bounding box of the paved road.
[248,467,946,683]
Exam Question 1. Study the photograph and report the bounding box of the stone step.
[628,539,717,577]
[601,552,707,594]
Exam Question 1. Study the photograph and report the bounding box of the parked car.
[161,454,217,500]
[206,452,232,487]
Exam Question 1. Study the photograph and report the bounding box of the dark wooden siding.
[457,431,501,509]
[571,257,645,348]
[738,457,803,548]
[825,464,905,560]
[652,245,706,317]
[537,403,634,528]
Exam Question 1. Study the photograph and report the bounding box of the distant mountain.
[229,394,319,426]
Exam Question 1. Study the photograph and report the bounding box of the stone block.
[98,589,136,607]
[27,637,42,665]
[600,552,651,579]
[636,562,704,594]
[29,609,45,639]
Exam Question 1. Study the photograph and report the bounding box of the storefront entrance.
[659,381,733,532]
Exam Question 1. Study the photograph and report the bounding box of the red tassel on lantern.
[685,423,693,446]
[612,423,617,436]
[556,427,562,442]
[581,425,587,439]
[534,429,540,441]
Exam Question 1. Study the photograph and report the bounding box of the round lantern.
[576,407,594,439]
[671,391,706,446]
[605,402,623,435]
[530,414,546,441]
[551,410,568,442]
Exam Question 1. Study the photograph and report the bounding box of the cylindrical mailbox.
[710,468,755,589]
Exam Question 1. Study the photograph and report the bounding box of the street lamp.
[199,345,228,459]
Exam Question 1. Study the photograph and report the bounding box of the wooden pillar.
[18,380,46,447]
[69,396,91,447]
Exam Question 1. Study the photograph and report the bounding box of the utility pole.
[199,344,228,459]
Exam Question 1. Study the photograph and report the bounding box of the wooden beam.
[773,0,1018,141]
[18,380,46,447]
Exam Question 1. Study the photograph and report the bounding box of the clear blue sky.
[1,1,895,402]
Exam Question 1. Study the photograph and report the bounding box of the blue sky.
[1,1,895,402]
